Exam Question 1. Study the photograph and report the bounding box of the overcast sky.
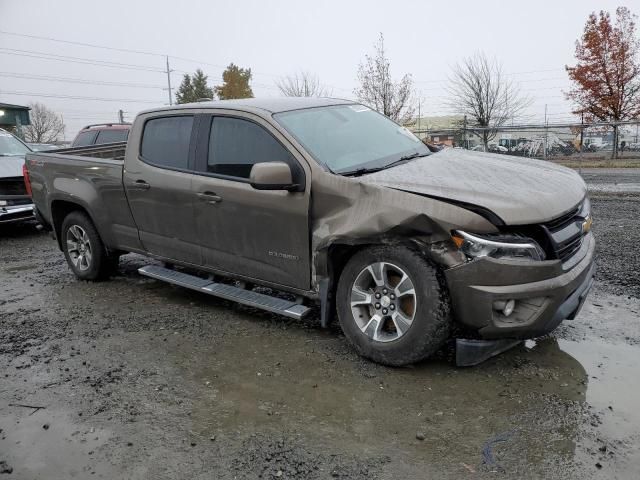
[0,0,636,140]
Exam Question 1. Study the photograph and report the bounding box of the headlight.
[451,230,546,261]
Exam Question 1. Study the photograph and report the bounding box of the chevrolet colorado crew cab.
[25,98,595,366]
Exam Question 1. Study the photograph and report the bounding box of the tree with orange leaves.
[566,7,640,158]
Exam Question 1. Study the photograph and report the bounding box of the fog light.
[493,299,516,317]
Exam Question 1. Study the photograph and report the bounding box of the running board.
[138,265,311,320]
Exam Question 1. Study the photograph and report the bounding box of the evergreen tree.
[215,63,254,99]
[175,69,215,104]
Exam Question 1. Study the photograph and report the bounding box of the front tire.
[61,211,117,281]
[336,245,451,366]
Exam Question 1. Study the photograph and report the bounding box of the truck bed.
[26,140,141,252]
[44,141,127,161]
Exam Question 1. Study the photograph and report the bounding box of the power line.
[0,48,164,72]
[0,29,282,82]
[0,90,159,104]
[0,28,577,114]
[0,30,165,57]
[0,28,576,107]
[0,72,165,89]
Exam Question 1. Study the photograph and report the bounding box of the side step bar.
[138,265,311,320]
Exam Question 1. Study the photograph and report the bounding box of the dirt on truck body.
[25,97,595,366]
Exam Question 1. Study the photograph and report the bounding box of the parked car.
[71,123,131,147]
[26,98,595,366]
[488,144,508,153]
[0,128,35,224]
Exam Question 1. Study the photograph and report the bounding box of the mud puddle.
[165,293,640,478]
[0,407,114,479]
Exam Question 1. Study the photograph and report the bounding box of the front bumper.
[0,204,35,224]
[445,232,595,339]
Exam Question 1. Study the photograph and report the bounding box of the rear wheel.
[336,245,451,366]
[61,211,117,281]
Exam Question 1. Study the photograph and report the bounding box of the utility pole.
[579,112,584,151]
[463,114,467,149]
[165,56,173,106]
[118,109,124,124]
[543,104,548,160]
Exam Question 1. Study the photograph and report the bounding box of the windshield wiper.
[340,165,386,176]
[340,152,429,177]
[385,152,429,168]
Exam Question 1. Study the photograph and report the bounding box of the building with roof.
[0,102,31,135]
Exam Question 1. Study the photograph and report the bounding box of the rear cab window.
[140,116,194,170]
[95,129,129,144]
[72,131,97,147]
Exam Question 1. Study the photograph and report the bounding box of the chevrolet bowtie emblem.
[582,215,593,234]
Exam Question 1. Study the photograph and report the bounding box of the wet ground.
[580,168,640,196]
[1,170,639,479]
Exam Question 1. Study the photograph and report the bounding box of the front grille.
[0,176,28,196]
[544,205,580,231]
[556,235,583,262]
[542,202,588,263]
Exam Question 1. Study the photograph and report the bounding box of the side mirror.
[249,162,299,191]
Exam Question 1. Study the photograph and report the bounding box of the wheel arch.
[318,237,427,328]
[50,200,102,251]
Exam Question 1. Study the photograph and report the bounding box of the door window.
[141,116,194,170]
[207,117,296,179]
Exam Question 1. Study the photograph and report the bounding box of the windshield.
[274,104,429,174]
[0,130,31,156]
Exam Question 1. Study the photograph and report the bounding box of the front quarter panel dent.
[310,173,497,289]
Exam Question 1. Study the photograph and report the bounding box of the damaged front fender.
[309,172,498,325]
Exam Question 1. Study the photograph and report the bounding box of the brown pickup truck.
[25,98,595,366]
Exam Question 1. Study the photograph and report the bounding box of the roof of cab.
[139,97,356,116]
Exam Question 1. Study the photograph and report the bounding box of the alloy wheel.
[66,225,93,271]
[350,262,417,342]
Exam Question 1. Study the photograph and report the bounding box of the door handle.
[130,179,151,190]
[197,191,222,204]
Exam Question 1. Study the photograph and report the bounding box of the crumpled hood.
[358,148,587,225]
[0,155,26,178]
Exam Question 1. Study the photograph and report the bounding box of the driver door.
[191,113,311,289]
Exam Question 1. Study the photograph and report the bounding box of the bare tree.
[276,71,331,97]
[23,103,65,143]
[355,33,415,124]
[447,52,531,149]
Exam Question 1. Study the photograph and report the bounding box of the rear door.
[191,112,311,289]
[123,114,201,264]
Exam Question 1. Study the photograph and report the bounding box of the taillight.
[23,163,33,197]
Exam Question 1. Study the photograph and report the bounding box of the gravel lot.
[0,169,639,479]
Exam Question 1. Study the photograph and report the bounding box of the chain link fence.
[412,120,640,166]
